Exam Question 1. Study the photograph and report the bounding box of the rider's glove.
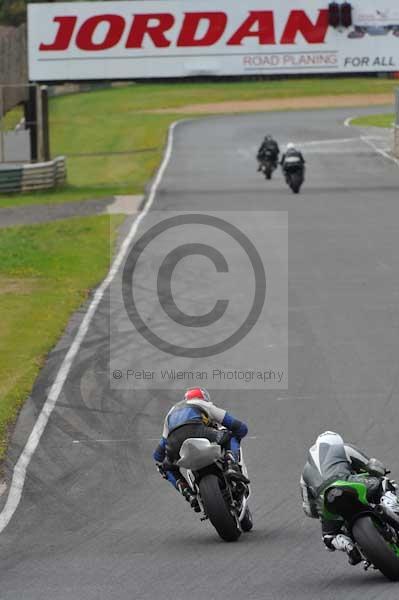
[367,458,389,477]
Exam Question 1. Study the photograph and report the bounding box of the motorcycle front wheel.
[199,474,241,542]
[352,516,399,581]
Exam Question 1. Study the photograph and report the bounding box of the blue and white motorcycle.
[177,435,252,542]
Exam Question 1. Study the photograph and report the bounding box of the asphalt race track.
[1,107,399,599]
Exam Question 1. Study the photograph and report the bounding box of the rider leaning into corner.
[153,387,249,512]
[257,134,280,170]
[280,142,305,171]
[301,431,399,565]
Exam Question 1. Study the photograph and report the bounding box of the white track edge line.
[361,135,399,167]
[0,120,179,533]
[344,116,356,127]
[298,137,357,147]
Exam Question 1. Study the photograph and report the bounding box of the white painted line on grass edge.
[344,116,356,128]
[0,121,179,534]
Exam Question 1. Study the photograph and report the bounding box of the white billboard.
[28,0,399,81]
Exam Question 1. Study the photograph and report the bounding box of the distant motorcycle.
[282,156,305,194]
[175,435,252,541]
[322,478,399,580]
[258,150,278,180]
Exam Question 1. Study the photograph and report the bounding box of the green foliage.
[0,0,38,26]
[0,214,124,459]
[0,0,99,25]
[351,113,395,128]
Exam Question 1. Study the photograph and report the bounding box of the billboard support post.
[25,85,38,162]
[41,86,51,162]
[0,87,4,163]
[35,84,44,163]
[394,89,399,159]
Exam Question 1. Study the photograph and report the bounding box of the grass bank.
[351,113,395,128]
[1,77,397,208]
[0,214,123,459]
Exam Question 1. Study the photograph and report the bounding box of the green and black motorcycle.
[322,478,399,581]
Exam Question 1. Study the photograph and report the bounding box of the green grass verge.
[1,77,398,209]
[351,113,395,128]
[2,106,23,131]
[0,214,124,459]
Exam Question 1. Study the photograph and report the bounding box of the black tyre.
[290,173,302,194]
[199,474,241,542]
[265,167,272,180]
[352,516,399,581]
[241,507,253,532]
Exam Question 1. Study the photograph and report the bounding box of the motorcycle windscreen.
[177,438,222,470]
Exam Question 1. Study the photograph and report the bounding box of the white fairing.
[239,449,250,482]
[177,438,222,470]
[310,431,345,475]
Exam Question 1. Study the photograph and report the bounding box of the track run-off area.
[1,106,399,600]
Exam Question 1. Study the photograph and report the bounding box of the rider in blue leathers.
[153,388,249,511]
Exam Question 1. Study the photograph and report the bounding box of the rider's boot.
[224,451,250,484]
[176,479,201,512]
[323,534,362,565]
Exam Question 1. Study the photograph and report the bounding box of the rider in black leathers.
[257,135,280,171]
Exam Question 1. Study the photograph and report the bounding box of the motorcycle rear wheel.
[289,173,302,194]
[264,167,272,180]
[352,516,399,581]
[199,474,241,542]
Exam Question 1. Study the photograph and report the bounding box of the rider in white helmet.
[300,431,399,565]
[281,142,305,168]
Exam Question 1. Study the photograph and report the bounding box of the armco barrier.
[0,157,66,193]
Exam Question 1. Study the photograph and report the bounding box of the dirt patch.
[0,277,40,295]
[150,93,393,115]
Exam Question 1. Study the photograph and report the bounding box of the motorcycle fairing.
[177,438,222,470]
